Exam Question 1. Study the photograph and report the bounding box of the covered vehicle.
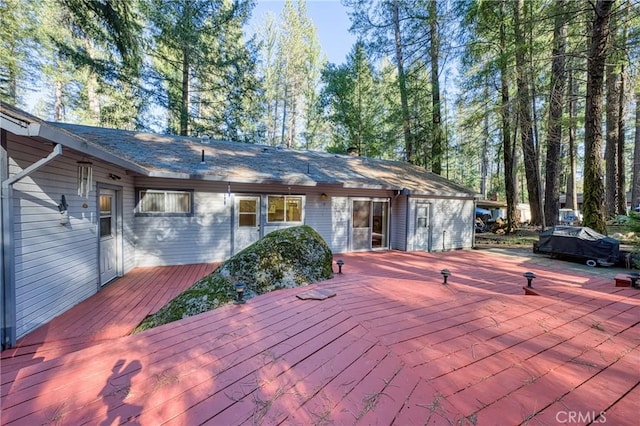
[534,226,620,266]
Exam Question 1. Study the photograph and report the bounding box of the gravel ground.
[473,245,632,279]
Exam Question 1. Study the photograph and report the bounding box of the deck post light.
[440,269,451,284]
[336,259,344,274]
[234,281,246,304]
[628,273,640,289]
[523,271,536,288]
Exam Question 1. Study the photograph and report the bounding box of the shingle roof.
[0,101,473,196]
[49,123,474,197]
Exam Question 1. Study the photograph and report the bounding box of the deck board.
[1,250,638,425]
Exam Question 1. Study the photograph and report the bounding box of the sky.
[250,0,357,64]
[25,0,357,119]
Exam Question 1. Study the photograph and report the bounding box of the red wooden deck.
[1,251,638,425]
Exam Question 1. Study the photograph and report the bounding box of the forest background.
[1,0,639,234]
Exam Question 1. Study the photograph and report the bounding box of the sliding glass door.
[351,199,389,251]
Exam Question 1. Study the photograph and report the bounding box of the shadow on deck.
[1,251,638,425]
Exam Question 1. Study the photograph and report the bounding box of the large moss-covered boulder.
[134,225,333,333]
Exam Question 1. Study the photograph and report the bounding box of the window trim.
[135,188,194,217]
[266,195,304,224]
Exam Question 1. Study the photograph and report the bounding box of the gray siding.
[133,178,233,266]
[291,190,337,250]
[130,181,395,264]
[9,136,135,338]
[404,197,475,252]
[420,197,475,251]
[8,134,474,339]
[391,196,407,251]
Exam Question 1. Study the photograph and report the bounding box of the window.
[238,198,258,227]
[417,206,429,228]
[137,189,193,216]
[99,195,113,237]
[267,196,303,223]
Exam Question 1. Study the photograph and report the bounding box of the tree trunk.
[429,0,442,175]
[281,84,288,146]
[632,90,640,212]
[500,0,517,233]
[271,96,278,145]
[54,80,64,122]
[290,90,297,148]
[83,38,100,124]
[616,65,627,215]
[481,81,489,199]
[604,10,619,218]
[583,0,613,234]
[565,63,578,211]
[180,47,189,136]
[86,73,100,124]
[616,3,629,215]
[513,0,543,226]
[543,0,567,227]
[391,0,413,163]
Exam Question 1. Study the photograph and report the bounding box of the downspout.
[2,143,63,349]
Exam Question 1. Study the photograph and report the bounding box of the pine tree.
[583,0,614,234]
[146,0,260,139]
[0,0,39,105]
[320,42,385,157]
[543,0,568,227]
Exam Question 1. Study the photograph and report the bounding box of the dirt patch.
[475,228,539,248]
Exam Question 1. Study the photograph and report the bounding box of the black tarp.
[535,226,620,262]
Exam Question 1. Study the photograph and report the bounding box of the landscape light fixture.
[234,281,246,304]
[628,272,640,289]
[336,259,344,274]
[523,271,536,288]
[440,269,451,284]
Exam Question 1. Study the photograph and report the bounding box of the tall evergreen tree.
[500,0,518,232]
[320,42,385,157]
[146,0,260,139]
[583,0,614,234]
[346,0,430,163]
[605,8,621,218]
[543,0,568,227]
[255,0,323,148]
[54,0,144,126]
[632,88,640,211]
[428,0,443,175]
[513,0,543,226]
[0,0,44,106]
[564,60,579,212]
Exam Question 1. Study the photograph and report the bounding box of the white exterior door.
[234,196,261,253]
[414,202,431,251]
[99,189,118,285]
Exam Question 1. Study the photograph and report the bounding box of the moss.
[133,275,234,333]
[132,225,333,333]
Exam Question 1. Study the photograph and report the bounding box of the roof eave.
[36,124,149,175]
[146,171,329,187]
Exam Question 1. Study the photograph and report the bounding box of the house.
[0,103,476,348]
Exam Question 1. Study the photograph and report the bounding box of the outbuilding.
[1,103,476,348]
